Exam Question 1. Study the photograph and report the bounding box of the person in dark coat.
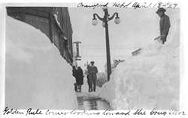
[88,61,98,92]
[76,66,84,87]
[156,8,171,44]
[72,66,78,92]
[72,66,84,92]
[72,66,77,92]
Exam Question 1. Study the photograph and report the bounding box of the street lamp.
[92,8,120,81]
[73,41,81,60]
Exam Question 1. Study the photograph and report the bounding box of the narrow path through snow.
[76,92,112,110]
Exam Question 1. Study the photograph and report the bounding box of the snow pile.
[99,39,179,110]
[6,16,77,109]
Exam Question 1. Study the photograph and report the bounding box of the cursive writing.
[77,2,178,9]
[3,107,24,115]
[77,2,109,9]
[2,107,186,116]
[26,108,43,115]
[133,108,146,115]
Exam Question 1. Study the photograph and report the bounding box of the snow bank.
[5,16,77,109]
[99,39,179,110]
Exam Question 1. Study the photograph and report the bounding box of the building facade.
[7,7,73,65]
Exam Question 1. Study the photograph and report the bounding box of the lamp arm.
[93,13,104,21]
[108,12,118,21]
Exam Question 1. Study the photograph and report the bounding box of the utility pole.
[92,8,120,81]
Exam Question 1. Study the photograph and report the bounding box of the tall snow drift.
[100,39,179,110]
[6,16,77,109]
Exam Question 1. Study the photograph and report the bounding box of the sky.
[69,8,179,72]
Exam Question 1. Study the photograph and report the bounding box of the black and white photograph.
[1,0,187,117]
[4,5,180,110]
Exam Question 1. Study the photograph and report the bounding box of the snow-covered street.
[76,92,111,110]
[6,15,112,110]
[5,7,180,110]
[74,77,111,110]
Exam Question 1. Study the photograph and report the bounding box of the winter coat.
[72,67,84,85]
[160,14,170,42]
[88,65,98,81]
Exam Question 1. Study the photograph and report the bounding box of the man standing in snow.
[88,61,98,92]
[155,8,171,44]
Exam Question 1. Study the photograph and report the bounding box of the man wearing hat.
[87,61,98,92]
[155,8,171,44]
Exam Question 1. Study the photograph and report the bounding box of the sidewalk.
[76,92,111,110]
[75,78,111,110]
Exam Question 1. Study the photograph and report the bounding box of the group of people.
[72,61,98,92]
